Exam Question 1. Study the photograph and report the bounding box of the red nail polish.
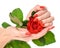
[34,14,38,17]
[40,6,45,9]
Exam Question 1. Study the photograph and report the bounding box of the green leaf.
[44,31,56,45]
[31,11,36,16]
[23,20,28,26]
[9,8,23,27]
[32,31,56,46]
[2,22,10,28]
[4,40,31,48]
[11,8,23,22]
[20,20,28,28]
[4,42,12,48]
[32,37,45,46]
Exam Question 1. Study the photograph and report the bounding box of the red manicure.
[33,14,38,17]
[40,6,45,9]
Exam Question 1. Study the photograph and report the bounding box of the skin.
[0,5,54,48]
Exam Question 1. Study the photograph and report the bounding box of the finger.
[36,11,50,20]
[44,22,53,27]
[42,16,54,24]
[47,25,55,30]
[33,10,47,17]
[31,25,54,39]
[26,5,47,20]
[33,5,46,11]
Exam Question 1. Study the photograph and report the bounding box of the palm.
[10,25,54,41]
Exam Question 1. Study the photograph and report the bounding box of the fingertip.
[40,6,46,10]
[40,6,45,8]
[51,26,55,29]
[48,26,55,30]
[51,16,54,19]
[44,22,53,27]
[33,14,38,17]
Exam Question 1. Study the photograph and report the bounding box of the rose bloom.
[27,16,44,34]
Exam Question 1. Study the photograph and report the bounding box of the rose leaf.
[9,8,23,27]
[31,11,36,16]
[44,31,56,45]
[23,20,28,26]
[32,37,45,46]
[4,40,31,48]
[2,22,11,28]
[32,31,56,46]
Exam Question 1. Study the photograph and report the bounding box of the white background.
[0,0,60,48]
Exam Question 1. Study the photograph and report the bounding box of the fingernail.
[40,6,45,10]
[50,26,55,29]
[33,14,38,17]
[48,26,55,30]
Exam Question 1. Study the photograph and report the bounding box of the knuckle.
[52,16,54,20]
[36,5,40,7]
[47,11,51,15]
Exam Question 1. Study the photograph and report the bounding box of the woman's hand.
[26,5,54,39]
[0,27,30,48]
[26,5,54,27]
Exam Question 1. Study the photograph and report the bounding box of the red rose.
[27,16,44,34]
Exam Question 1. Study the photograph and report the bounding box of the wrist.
[0,36,12,48]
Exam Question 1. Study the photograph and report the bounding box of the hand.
[0,26,54,48]
[26,5,54,39]
[26,5,54,28]
[0,27,30,48]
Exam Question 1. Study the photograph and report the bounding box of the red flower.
[27,16,44,34]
